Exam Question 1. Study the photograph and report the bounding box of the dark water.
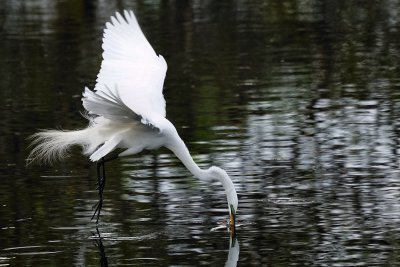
[1,1,400,266]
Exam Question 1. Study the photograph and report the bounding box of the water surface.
[1,1,400,266]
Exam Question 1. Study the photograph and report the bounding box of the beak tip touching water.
[229,205,236,233]
[230,213,235,227]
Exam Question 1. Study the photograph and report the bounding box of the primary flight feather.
[95,10,167,120]
[28,10,238,228]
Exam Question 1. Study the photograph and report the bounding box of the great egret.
[28,10,238,228]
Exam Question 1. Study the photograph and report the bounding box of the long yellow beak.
[229,205,236,231]
[230,212,235,227]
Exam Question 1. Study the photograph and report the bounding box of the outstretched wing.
[82,85,160,131]
[91,10,167,123]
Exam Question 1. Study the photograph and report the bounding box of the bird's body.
[28,10,238,227]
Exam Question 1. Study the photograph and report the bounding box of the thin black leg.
[91,155,118,224]
[92,158,105,224]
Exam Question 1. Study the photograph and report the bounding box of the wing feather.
[88,10,167,126]
[82,85,160,131]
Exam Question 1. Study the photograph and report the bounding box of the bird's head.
[207,166,238,227]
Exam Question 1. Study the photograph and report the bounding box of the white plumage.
[96,10,167,120]
[28,10,238,227]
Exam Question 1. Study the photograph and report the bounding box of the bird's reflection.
[92,226,239,267]
[225,231,240,267]
[93,226,108,267]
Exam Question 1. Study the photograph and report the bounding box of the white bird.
[28,10,238,228]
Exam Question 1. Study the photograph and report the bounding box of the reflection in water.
[209,224,240,266]
[93,227,108,267]
[92,226,238,267]
[225,233,240,267]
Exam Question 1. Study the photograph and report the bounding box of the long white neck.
[164,119,238,222]
[166,136,209,180]
[165,131,238,219]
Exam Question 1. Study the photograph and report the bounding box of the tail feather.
[27,129,92,165]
